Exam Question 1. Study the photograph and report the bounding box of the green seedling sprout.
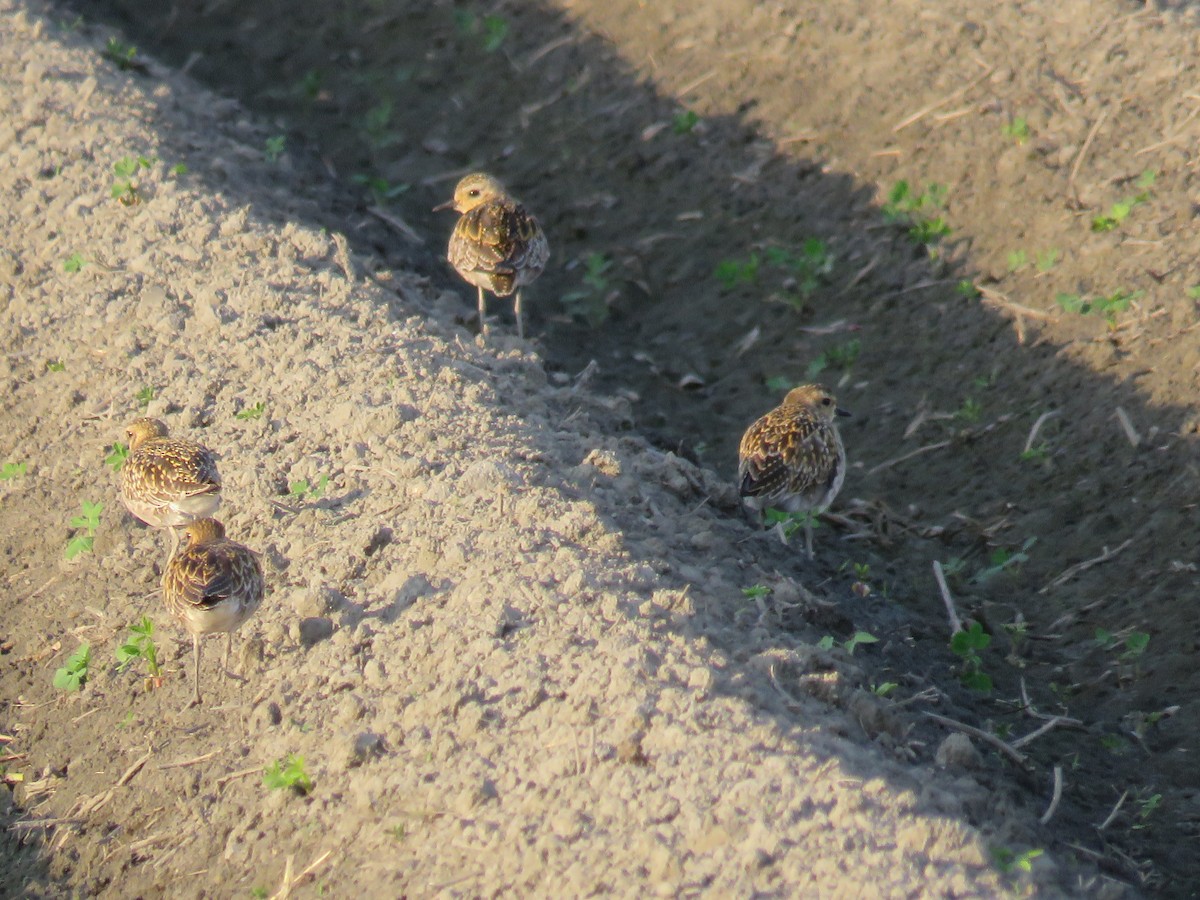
[561,253,613,327]
[0,462,27,481]
[66,500,103,559]
[236,402,266,421]
[950,621,992,692]
[263,135,286,163]
[264,754,313,795]
[53,643,90,691]
[105,442,129,472]
[116,616,163,688]
[289,474,329,502]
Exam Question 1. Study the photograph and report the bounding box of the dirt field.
[5,0,1200,895]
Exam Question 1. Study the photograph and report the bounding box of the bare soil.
[5,0,1200,895]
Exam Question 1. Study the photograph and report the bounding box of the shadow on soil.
[28,0,1200,892]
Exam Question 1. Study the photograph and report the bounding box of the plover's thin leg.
[223,633,233,680]
[168,527,180,560]
[191,635,202,707]
[477,286,489,335]
[804,520,815,561]
[514,289,525,340]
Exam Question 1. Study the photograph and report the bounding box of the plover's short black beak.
[836,407,852,417]
[432,199,455,212]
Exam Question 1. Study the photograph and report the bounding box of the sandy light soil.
[5,0,1200,896]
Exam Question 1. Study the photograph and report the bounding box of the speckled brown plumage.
[738,384,849,558]
[435,172,549,339]
[161,517,264,706]
[119,418,221,555]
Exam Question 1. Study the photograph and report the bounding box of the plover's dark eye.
[468,189,480,197]
[821,397,833,406]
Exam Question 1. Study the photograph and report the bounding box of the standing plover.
[119,418,221,556]
[161,518,264,706]
[435,172,549,339]
[737,384,850,559]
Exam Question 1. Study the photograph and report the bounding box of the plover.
[119,417,221,556]
[161,518,264,706]
[435,172,549,339]
[738,384,850,559]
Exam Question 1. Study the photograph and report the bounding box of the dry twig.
[923,711,1029,768]
[1040,538,1135,593]
[868,441,952,476]
[1068,109,1111,200]
[1096,790,1128,831]
[1041,766,1064,825]
[932,561,962,635]
[1023,409,1061,453]
[893,66,995,132]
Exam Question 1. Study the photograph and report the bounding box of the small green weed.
[116,616,163,685]
[1056,289,1141,327]
[955,397,982,423]
[102,37,138,70]
[1020,443,1049,463]
[672,110,700,134]
[1091,170,1156,232]
[972,537,1036,584]
[816,631,878,656]
[741,584,771,601]
[561,253,613,327]
[63,253,86,273]
[871,682,898,697]
[111,155,153,205]
[169,163,187,176]
[386,824,407,841]
[298,69,324,101]
[105,442,129,472]
[764,507,818,541]
[956,279,980,299]
[714,254,760,290]
[135,385,155,408]
[768,239,834,307]
[806,339,861,380]
[1187,285,1200,300]
[764,376,792,392]
[251,888,269,899]
[883,180,951,245]
[950,621,992,692]
[362,101,393,146]
[1132,793,1162,830]
[263,135,286,163]
[1035,248,1060,272]
[453,11,508,52]
[1006,250,1027,273]
[1095,628,1150,681]
[289,474,329,502]
[236,402,266,421]
[0,462,27,481]
[53,643,91,692]
[352,173,410,205]
[1001,117,1030,144]
[481,14,509,52]
[991,846,1043,874]
[66,500,103,559]
[264,754,313,795]
[46,360,66,372]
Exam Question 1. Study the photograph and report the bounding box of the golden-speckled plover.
[738,384,850,559]
[161,518,264,706]
[119,417,221,556]
[435,172,549,339]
